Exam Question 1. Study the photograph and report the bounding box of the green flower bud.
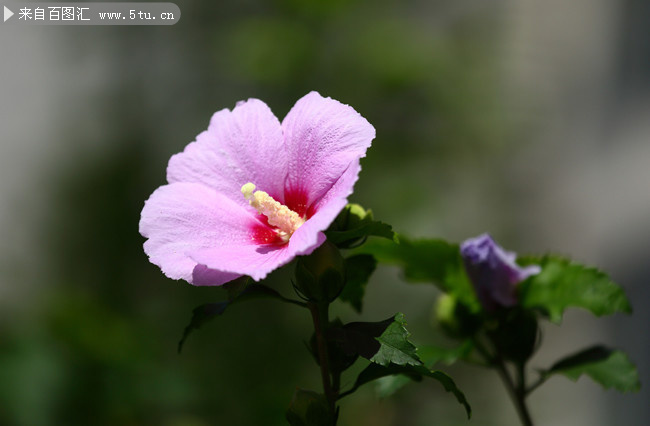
[434,294,480,339]
[488,308,539,364]
[295,241,345,303]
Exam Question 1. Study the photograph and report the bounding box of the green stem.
[308,301,337,421]
[474,338,533,426]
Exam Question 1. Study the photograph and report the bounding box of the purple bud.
[460,234,541,312]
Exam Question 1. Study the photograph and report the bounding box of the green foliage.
[519,256,632,323]
[328,314,421,374]
[375,340,474,399]
[546,346,640,393]
[417,341,475,367]
[328,316,394,361]
[338,255,377,313]
[345,363,471,418]
[326,204,396,248]
[286,389,335,426]
[178,278,305,352]
[358,237,480,311]
[329,313,421,367]
[370,313,420,367]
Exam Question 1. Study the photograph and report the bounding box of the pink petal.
[189,220,329,282]
[290,160,362,251]
[139,182,263,285]
[189,242,313,282]
[167,99,288,209]
[282,92,375,208]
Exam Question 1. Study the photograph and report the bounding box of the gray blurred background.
[0,0,648,425]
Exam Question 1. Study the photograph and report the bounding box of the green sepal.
[339,254,377,313]
[519,256,632,323]
[178,278,305,353]
[343,363,471,418]
[325,203,396,248]
[356,237,480,312]
[544,345,640,393]
[286,388,336,426]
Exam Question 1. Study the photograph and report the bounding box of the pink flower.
[139,92,375,286]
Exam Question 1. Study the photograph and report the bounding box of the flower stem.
[474,338,533,426]
[308,301,337,421]
[494,359,533,426]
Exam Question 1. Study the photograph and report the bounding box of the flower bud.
[295,241,345,303]
[488,308,539,364]
[434,294,480,338]
[460,234,541,313]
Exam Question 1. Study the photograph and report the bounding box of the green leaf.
[375,341,474,398]
[178,280,305,353]
[286,388,335,426]
[519,256,632,323]
[339,254,377,312]
[376,374,412,398]
[417,340,475,367]
[546,345,640,393]
[328,313,420,366]
[370,312,421,366]
[325,204,396,248]
[328,317,394,360]
[357,237,480,311]
[344,363,471,418]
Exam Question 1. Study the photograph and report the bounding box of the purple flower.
[460,234,541,312]
[139,92,375,286]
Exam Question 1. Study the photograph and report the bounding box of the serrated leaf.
[546,345,640,393]
[339,254,377,312]
[325,204,396,248]
[519,256,632,322]
[328,313,420,366]
[375,341,474,398]
[178,282,304,353]
[356,237,480,311]
[344,363,471,418]
[328,317,394,360]
[370,312,421,366]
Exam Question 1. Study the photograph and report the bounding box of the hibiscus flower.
[139,92,375,286]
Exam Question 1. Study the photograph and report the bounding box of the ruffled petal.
[281,92,375,207]
[139,182,263,285]
[189,244,296,282]
[167,99,288,208]
[289,160,361,252]
[189,223,327,282]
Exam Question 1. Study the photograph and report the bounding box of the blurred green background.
[1,0,648,425]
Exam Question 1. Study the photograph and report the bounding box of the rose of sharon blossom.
[460,234,541,312]
[139,92,375,286]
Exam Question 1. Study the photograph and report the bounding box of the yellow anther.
[241,182,304,242]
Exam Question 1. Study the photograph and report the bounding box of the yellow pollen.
[241,183,305,241]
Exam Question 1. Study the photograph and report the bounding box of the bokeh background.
[1,0,648,425]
